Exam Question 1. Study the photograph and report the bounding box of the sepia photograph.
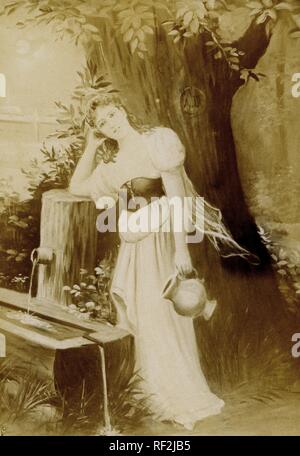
[0,0,300,441]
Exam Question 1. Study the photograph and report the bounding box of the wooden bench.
[0,189,133,424]
[0,288,132,422]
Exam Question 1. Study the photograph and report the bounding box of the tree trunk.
[37,190,98,306]
[91,19,299,389]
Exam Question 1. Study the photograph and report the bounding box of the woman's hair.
[85,94,152,163]
[85,94,258,264]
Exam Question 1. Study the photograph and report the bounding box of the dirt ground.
[2,389,300,436]
[131,391,300,436]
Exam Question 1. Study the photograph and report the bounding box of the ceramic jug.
[161,269,217,320]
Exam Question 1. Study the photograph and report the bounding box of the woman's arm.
[161,167,193,276]
[69,129,104,197]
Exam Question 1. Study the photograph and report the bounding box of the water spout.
[28,247,54,314]
[27,257,37,314]
[99,345,112,433]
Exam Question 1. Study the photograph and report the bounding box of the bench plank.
[0,287,129,344]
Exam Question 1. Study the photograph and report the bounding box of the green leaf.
[267,9,277,21]
[83,24,99,33]
[6,249,17,256]
[290,30,300,38]
[138,41,147,51]
[168,29,179,36]
[130,37,139,54]
[118,9,134,20]
[247,1,263,9]
[92,34,103,42]
[16,221,28,228]
[275,2,296,11]
[256,11,268,23]
[39,6,53,13]
[249,72,260,81]
[141,12,154,20]
[94,81,111,89]
[132,16,141,29]
[183,11,193,26]
[120,16,133,33]
[176,7,189,18]
[183,31,193,37]
[190,17,199,34]
[136,29,145,41]
[277,269,287,276]
[142,25,154,34]
[277,260,288,266]
[135,6,149,14]
[123,27,134,42]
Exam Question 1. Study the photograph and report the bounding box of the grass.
[0,361,55,431]
[0,359,152,436]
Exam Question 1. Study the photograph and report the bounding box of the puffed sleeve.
[150,127,186,173]
[86,164,118,210]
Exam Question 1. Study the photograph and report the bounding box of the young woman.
[69,95,254,430]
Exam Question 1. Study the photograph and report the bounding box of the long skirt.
[110,203,224,430]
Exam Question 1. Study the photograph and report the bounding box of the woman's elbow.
[68,182,90,197]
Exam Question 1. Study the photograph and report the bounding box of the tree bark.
[179,21,298,389]
[37,190,98,306]
[91,18,299,389]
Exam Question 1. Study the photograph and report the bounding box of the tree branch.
[233,17,273,70]
[229,17,273,93]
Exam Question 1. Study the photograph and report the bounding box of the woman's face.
[93,104,131,140]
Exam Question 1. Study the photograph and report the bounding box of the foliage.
[1,0,103,47]
[246,169,300,313]
[247,0,299,27]
[0,0,299,408]
[106,372,152,434]
[0,58,115,293]
[0,180,39,292]
[0,359,152,435]
[248,168,300,224]
[258,225,300,314]
[2,61,116,291]
[23,59,115,200]
[55,373,152,435]
[0,365,55,426]
[0,177,19,212]
[63,250,118,325]
[2,0,300,79]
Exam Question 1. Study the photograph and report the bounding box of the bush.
[0,60,117,293]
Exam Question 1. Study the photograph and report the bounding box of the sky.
[0,13,85,197]
[0,14,85,116]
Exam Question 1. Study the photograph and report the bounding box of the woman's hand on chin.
[174,247,193,277]
[86,126,105,147]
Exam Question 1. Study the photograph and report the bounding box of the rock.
[31,404,58,423]
[4,379,19,397]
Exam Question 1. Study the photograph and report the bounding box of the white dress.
[87,127,224,430]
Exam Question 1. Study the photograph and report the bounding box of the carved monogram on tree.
[180,87,206,116]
